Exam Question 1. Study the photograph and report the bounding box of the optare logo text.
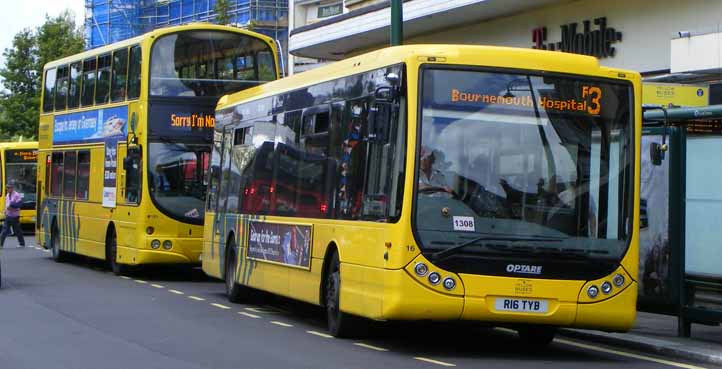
[506,264,543,275]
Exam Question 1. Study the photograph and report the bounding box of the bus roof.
[218,44,639,111]
[44,23,276,70]
[0,141,38,150]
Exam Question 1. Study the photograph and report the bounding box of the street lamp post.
[391,0,403,46]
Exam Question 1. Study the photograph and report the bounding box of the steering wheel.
[418,186,460,199]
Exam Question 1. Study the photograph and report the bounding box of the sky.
[0,0,85,68]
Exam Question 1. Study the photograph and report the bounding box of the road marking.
[43,249,50,253]
[211,303,231,310]
[168,289,184,295]
[134,279,147,284]
[354,343,388,352]
[120,276,131,280]
[306,330,334,339]
[556,338,709,369]
[239,312,261,319]
[270,321,292,327]
[151,284,165,289]
[414,357,456,367]
[188,296,205,301]
[245,307,277,314]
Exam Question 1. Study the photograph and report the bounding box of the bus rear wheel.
[51,222,68,262]
[225,237,247,303]
[325,252,363,338]
[517,326,556,347]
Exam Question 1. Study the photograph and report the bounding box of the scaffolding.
[84,0,288,50]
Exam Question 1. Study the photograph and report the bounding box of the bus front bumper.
[118,237,202,265]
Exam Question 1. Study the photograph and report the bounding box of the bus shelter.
[641,105,722,337]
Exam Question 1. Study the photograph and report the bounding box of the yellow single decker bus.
[203,45,641,343]
[37,24,280,274]
[0,142,38,231]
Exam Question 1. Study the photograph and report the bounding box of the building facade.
[289,0,722,104]
[85,0,289,57]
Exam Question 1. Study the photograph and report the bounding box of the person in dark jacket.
[0,182,25,248]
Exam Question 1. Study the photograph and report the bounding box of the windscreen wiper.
[429,235,561,263]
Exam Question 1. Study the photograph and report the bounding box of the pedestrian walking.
[0,182,25,248]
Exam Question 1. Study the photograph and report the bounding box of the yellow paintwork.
[36,24,280,267]
[206,44,642,332]
[0,141,38,226]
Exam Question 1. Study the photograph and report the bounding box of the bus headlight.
[601,281,613,294]
[613,274,625,287]
[162,240,172,250]
[428,272,441,285]
[587,285,599,298]
[414,263,429,277]
[442,277,456,290]
[150,239,161,249]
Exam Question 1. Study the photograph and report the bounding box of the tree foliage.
[214,0,232,25]
[0,10,84,139]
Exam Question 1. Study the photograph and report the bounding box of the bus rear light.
[428,272,441,285]
[151,239,161,249]
[162,240,172,250]
[414,262,428,277]
[587,285,599,298]
[269,186,274,193]
[146,227,154,235]
[443,277,456,290]
[613,274,625,287]
[320,203,328,213]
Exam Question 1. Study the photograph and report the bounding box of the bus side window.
[68,61,82,109]
[50,152,64,197]
[81,58,97,107]
[63,151,77,199]
[43,68,57,112]
[95,54,111,105]
[111,47,129,102]
[206,131,223,212]
[334,98,370,220]
[76,151,90,200]
[127,45,141,100]
[54,65,69,111]
[124,147,141,204]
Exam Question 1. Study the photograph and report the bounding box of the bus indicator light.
[587,285,599,298]
[428,272,441,285]
[601,281,612,294]
[146,226,154,235]
[414,262,428,277]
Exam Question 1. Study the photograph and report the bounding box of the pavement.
[561,311,722,366]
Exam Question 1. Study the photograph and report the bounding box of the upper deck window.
[150,30,276,98]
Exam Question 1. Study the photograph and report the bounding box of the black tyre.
[106,227,126,275]
[51,222,68,262]
[325,252,364,338]
[517,326,557,347]
[225,237,247,303]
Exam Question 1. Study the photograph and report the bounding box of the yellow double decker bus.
[0,142,38,231]
[203,45,641,343]
[37,24,279,274]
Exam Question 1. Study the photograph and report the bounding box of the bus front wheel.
[325,252,363,338]
[225,237,247,303]
[106,227,126,276]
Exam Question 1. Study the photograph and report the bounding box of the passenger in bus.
[418,146,451,193]
[153,165,171,192]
